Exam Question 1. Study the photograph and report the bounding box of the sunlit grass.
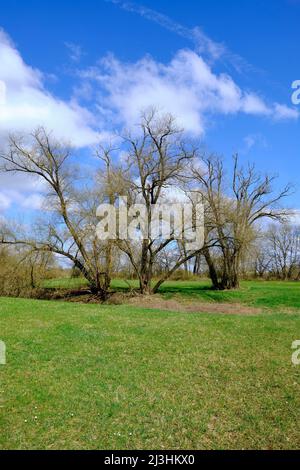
[0,295,300,449]
[43,277,300,311]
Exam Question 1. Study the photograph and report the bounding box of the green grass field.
[44,277,300,311]
[1,280,300,449]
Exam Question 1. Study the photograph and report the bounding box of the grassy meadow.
[0,279,300,449]
[44,277,300,311]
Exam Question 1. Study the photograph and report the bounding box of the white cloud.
[242,133,268,153]
[0,172,45,193]
[0,159,50,213]
[273,103,299,120]
[0,29,101,147]
[0,192,11,211]
[0,187,46,213]
[20,193,45,210]
[244,135,256,151]
[0,28,298,213]
[288,210,300,226]
[80,49,298,136]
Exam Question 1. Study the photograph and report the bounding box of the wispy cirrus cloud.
[105,0,256,74]
[65,41,84,63]
[106,0,225,60]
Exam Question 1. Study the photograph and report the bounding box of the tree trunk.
[193,254,201,275]
[139,240,153,294]
[90,285,109,300]
[30,265,35,289]
[220,255,240,289]
[203,248,220,289]
[139,262,153,294]
[139,275,152,294]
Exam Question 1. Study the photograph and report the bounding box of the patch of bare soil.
[127,295,262,315]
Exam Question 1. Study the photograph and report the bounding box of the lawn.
[0,286,300,449]
[158,279,300,310]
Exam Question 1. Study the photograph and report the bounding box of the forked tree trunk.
[203,247,241,290]
[139,264,153,294]
[139,276,152,295]
[77,261,111,301]
[90,285,109,300]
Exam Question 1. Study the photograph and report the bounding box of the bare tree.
[266,223,300,280]
[0,128,113,299]
[192,154,292,289]
[112,110,204,294]
[252,239,272,278]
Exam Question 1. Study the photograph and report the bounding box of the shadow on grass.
[158,283,234,302]
[111,279,240,303]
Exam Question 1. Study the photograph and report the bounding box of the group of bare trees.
[251,224,300,280]
[0,110,294,299]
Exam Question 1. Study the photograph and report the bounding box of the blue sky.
[0,0,299,214]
